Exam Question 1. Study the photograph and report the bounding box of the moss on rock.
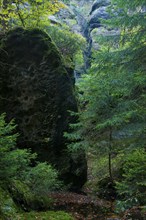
[0,187,74,220]
[0,187,20,219]
[16,211,74,220]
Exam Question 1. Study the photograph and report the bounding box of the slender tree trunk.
[108,127,113,182]
[108,151,113,181]
[16,3,25,27]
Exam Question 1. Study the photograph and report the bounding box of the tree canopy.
[0,0,65,30]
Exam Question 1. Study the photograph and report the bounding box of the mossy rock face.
[17,211,74,220]
[0,28,87,190]
[0,187,20,219]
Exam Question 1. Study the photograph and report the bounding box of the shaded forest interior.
[0,0,146,219]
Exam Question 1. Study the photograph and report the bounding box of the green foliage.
[0,113,62,211]
[115,198,139,213]
[0,184,73,220]
[65,0,146,204]
[17,211,74,220]
[61,0,70,3]
[0,186,20,219]
[25,162,62,196]
[0,113,17,150]
[0,113,36,183]
[0,0,65,30]
[116,149,146,205]
[0,0,85,73]
[0,184,72,220]
[10,179,55,211]
[47,25,85,68]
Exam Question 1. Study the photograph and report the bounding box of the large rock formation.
[89,0,110,15]
[89,0,110,30]
[0,28,87,190]
[56,0,111,70]
[89,6,110,30]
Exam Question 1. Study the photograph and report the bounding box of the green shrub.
[116,148,146,210]
[0,113,36,183]
[0,113,62,211]
[47,25,85,69]
[10,180,54,211]
[25,162,62,196]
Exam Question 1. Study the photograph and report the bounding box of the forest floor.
[47,153,122,220]
[47,152,146,220]
[48,192,121,220]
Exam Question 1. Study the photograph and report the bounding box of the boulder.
[0,28,87,190]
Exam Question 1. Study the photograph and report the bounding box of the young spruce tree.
[65,0,146,202]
